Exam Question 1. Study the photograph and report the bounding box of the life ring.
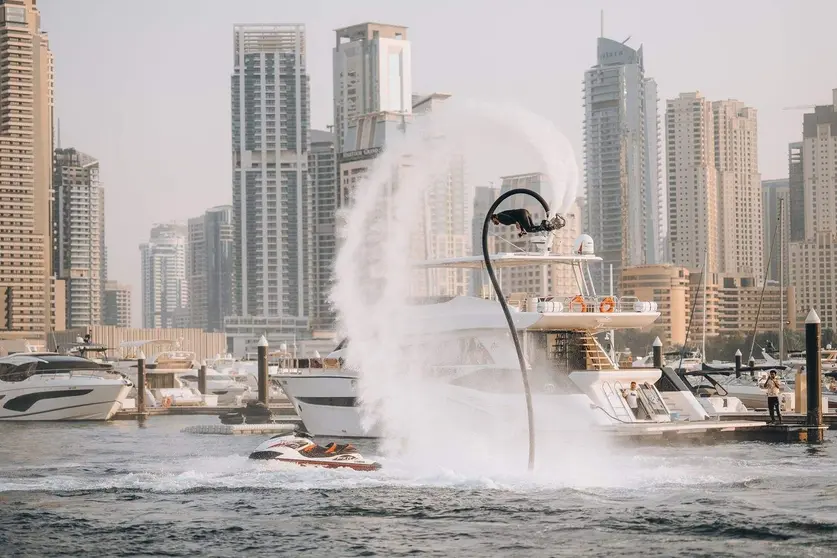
[162,396,173,409]
[569,295,587,313]
[599,296,616,313]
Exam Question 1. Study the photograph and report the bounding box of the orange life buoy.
[569,295,587,313]
[599,296,616,313]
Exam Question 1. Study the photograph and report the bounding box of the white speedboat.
[0,353,132,420]
[177,370,252,405]
[279,233,753,439]
[249,432,381,471]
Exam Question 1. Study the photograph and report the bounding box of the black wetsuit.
[493,209,552,233]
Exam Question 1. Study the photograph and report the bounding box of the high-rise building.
[103,280,131,328]
[762,179,790,284]
[308,130,337,330]
[583,36,662,291]
[187,206,234,332]
[712,100,762,278]
[665,92,719,273]
[139,223,188,329]
[231,24,311,320]
[53,148,105,327]
[187,215,206,329]
[788,142,805,242]
[471,184,500,296]
[333,23,411,160]
[788,89,837,330]
[0,0,54,335]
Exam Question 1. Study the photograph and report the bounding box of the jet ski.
[248,432,382,471]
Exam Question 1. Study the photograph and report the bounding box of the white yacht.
[0,353,132,420]
[279,233,755,438]
[177,370,252,405]
[115,341,205,407]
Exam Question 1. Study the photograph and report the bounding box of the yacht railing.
[507,295,658,314]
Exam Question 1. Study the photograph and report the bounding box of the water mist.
[331,98,616,479]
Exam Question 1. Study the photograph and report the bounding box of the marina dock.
[112,402,299,420]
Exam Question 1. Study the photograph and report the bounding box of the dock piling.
[652,337,663,369]
[198,360,207,395]
[137,350,147,415]
[735,349,742,378]
[805,309,824,441]
[257,335,269,405]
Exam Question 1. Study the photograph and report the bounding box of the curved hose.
[482,188,551,471]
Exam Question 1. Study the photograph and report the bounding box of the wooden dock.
[181,423,298,436]
[717,412,837,428]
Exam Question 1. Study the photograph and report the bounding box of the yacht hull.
[278,375,379,438]
[0,383,131,421]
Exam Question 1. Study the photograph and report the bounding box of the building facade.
[103,280,131,328]
[788,89,837,330]
[471,184,500,296]
[139,223,188,329]
[717,275,796,337]
[583,36,662,291]
[713,100,762,278]
[308,130,337,330]
[53,148,105,327]
[0,0,54,335]
[762,179,790,284]
[666,92,719,273]
[333,22,411,160]
[620,264,689,347]
[187,206,234,332]
[231,24,311,320]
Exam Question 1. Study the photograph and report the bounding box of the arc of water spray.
[482,187,549,472]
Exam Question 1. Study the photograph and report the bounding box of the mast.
[702,249,707,360]
[779,197,784,365]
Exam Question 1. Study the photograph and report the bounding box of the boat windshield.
[0,356,109,382]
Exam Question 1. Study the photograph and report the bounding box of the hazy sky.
[42,0,836,322]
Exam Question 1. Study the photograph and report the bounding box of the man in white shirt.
[623,381,640,418]
[764,370,782,424]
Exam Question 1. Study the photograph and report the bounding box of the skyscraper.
[53,148,105,327]
[666,92,719,273]
[0,0,54,334]
[713,100,762,278]
[140,224,188,329]
[333,23,411,160]
[583,36,661,290]
[231,24,310,320]
[762,179,790,284]
[308,130,337,330]
[788,89,837,330]
[187,206,234,332]
[103,280,131,328]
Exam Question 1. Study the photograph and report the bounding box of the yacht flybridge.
[279,231,763,439]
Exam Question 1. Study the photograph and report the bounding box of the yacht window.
[0,362,37,382]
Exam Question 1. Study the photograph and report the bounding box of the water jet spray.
[481,187,551,471]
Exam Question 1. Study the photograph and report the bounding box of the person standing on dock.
[765,370,783,424]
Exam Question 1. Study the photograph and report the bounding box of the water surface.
[2,417,836,557]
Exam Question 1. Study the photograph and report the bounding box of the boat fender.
[162,395,173,408]
[544,383,556,393]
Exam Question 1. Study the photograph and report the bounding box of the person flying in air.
[490,209,565,237]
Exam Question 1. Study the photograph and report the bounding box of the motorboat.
[0,353,132,420]
[114,341,205,407]
[278,232,761,439]
[177,370,252,405]
[248,432,381,471]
